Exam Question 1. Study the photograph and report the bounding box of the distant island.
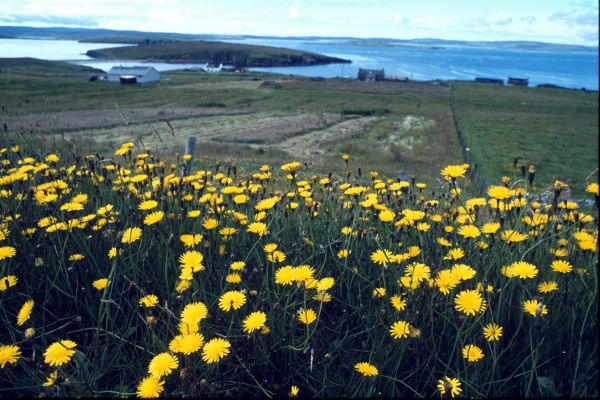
[85,40,350,67]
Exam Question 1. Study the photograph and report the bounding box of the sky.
[0,0,598,46]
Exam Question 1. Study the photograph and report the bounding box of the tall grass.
[0,137,597,397]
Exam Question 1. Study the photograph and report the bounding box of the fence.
[449,84,487,195]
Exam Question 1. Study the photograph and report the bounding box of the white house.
[107,66,160,84]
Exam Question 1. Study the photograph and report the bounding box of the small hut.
[357,68,385,82]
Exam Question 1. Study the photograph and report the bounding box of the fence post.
[182,136,196,176]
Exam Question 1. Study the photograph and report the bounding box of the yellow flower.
[44,340,77,366]
[43,370,58,387]
[202,338,231,363]
[169,333,204,355]
[290,385,300,397]
[226,273,242,284]
[458,225,480,238]
[316,277,335,292]
[0,344,21,368]
[148,352,178,378]
[443,248,464,261]
[179,251,204,271]
[538,281,558,293]
[441,164,468,179]
[354,362,378,377]
[487,185,512,200]
[483,323,503,341]
[437,376,462,398]
[337,249,351,259]
[462,344,484,362]
[247,222,268,236]
[0,275,18,291]
[585,182,599,196]
[243,311,267,333]
[523,299,548,317]
[230,261,246,271]
[180,233,203,247]
[372,287,386,298]
[0,246,16,261]
[264,243,278,253]
[500,229,528,243]
[550,259,573,273]
[297,308,317,325]
[389,321,411,339]
[390,295,407,312]
[379,209,395,222]
[92,278,109,290]
[139,295,159,308]
[202,218,219,230]
[136,376,164,398]
[138,200,158,211]
[143,211,164,225]
[454,289,486,316]
[482,222,501,234]
[281,161,302,174]
[218,290,247,312]
[503,261,538,279]
[122,227,142,244]
[17,299,34,326]
[181,302,208,326]
[68,253,85,261]
[371,249,395,266]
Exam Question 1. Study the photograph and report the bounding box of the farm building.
[475,77,504,85]
[203,63,238,73]
[357,68,385,82]
[507,77,529,86]
[106,66,160,84]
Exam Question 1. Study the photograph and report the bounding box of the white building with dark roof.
[107,66,160,84]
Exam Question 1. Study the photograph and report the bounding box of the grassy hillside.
[451,82,598,197]
[86,41,350,67]
[0,59,460,185]
[0,58,101,76]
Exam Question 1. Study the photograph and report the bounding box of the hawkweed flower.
[437,376,462,398]
[483,323,503,341]
[169,334,204,355]
[122,227,142,244]
[218,291,247,312]
[454,290,486,316]
[297,308,317,325]
[0,345,21,368]
[354,362,378,377]
[389,321,411,339]
[17,299,34,326]
[137,376,164,398]
[243,311,267,333]
[139,295,159,308]
[462,344,484,362]
[44,340,77,366]
[148,352,178,378]
[523,299,548,317]
[202,338,231,363]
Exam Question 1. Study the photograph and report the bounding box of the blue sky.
[0,0,597,45]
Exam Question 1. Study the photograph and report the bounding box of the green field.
[0,59,597,195]
[451,82,598,197]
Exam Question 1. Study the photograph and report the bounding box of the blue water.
[1,37,597,90]
[221,38,599,90]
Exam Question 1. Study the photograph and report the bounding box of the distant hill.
[85,41,350,67]
[1,25,597,53]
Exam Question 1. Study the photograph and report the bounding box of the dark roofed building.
[507,77,529,86]
[475,77,504,85]
[357,68,384,82]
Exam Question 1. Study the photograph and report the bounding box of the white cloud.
[393,11,406,24]
[289,5,299,19]
[487,10,513,26]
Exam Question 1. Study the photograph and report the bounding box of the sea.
[1,37,598,90]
